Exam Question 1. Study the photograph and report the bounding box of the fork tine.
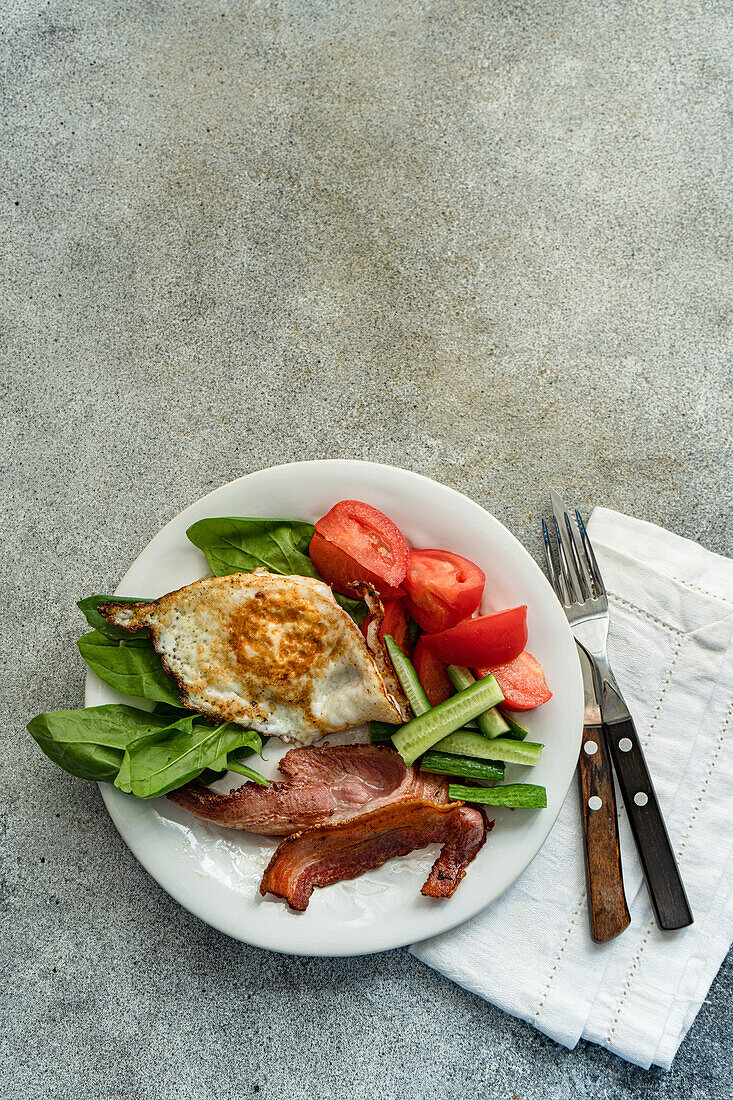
[552,515,578,602]
[550,489,586,603]
[542,518,565,602]
[575,509,606,597]
[564,512,591,600]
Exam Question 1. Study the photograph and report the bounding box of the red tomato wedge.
[422,606,528,667]
[475,650,552,711]
[360,598,413,656]
[403,549,485,634]
[412,637,453,707]
[309,531,406,600]
[312,501,409,599]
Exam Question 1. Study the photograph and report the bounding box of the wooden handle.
[605,715,693,931]
[578,723,631,942]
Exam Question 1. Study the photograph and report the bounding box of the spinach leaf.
[185,516,367,624]
[187,517,317,577]
[207,733,264,772]
[77,630,182,706]
[199,727,269,784]
[333,591,368,625]
[113,713,196,793]
[152,701,198,720]
[223,756,269,786]
[27,701,266,796]
[77,594,149,639]
[115,721,264,798]
[27,704,173,782]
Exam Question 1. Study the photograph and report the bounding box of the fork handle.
[578,723,630,942]
[605,715,694,931]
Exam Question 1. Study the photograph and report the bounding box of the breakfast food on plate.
[98,571,409,745]
[168,744,449,834]
[259,798,488,911]
[170,742,487,909]
[28,496,554,909]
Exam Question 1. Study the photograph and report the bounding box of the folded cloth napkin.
[411,507,733,1070]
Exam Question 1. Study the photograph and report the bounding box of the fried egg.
[99,572,409,745]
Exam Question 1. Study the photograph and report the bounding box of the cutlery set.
[542,491,693,941]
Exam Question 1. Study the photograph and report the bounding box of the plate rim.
[90,459,583,956]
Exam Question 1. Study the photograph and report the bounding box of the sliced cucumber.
[434,730,543,766]
[420,750,504,782]
[498,709,530,741]
[446,665,474,692]
[447,665,508,739]
[384,636,430,717]
[475,707,510,738]
[370,721,400,745]
[391,675,503,765]
[449,783,547,809]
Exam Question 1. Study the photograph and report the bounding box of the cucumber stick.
[447,666,508,739]
[420,750,504,782]
[498,709,530,741]
[435,730,543,766]
[391,675,503,765]
[384,636,431,717]
[449,783,547,809]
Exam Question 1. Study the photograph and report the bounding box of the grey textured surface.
[1,0,732,1096]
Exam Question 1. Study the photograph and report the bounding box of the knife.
[599,677,694,932]
[578,646,630,942]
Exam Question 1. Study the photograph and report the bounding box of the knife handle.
[605,714,693,931]
[578,723,631,942]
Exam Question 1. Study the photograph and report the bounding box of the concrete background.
[1,1,731,1096]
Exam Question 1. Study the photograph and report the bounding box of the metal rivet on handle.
[588,796,602,811]
[634,791,648,807]
[619,737,632,752]
[584,740,598,755]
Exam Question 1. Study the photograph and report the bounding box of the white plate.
[87,460,583,955]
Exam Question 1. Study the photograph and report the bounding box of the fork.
[543,490,693,932]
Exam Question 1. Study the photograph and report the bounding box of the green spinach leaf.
[115,720,264,798]
[223,756,269,785]
[187,517,317,577]
[27,704,174,782]
[185,516,367,624]
[28,702,266,796]
[77,630,182,706]
[152,701,199,720]
[77,594,149,639]
[333,591,368,625]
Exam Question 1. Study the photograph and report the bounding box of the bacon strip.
[168,745,449,835]
[259,798,488,910]
[421,807,492,897]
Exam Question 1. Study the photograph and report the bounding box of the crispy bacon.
[167,744,449,835]
[259,798,488,910]
[421,807,492,897]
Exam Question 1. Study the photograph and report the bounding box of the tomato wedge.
[312,500,409,599]
[309,531,406,600]
[360,598,413,656]
[422,606,528,667]
[475,650,552,711]
[412,637,453,707]
[403,549,485,633]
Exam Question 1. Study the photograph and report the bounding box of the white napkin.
[411,508,733,1070]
